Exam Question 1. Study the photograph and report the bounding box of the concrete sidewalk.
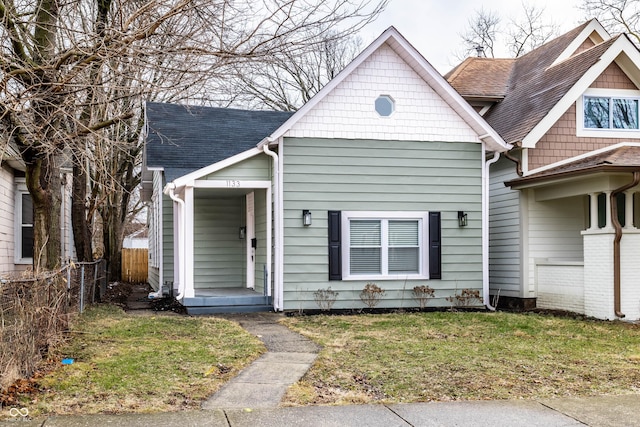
[5,395,639,426]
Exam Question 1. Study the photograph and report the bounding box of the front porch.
[522,172,640,320]
[167,178,276,314]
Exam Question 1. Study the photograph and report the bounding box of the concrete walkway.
[202,313,320,409]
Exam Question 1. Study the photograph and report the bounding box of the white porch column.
[624,191,635,229]
[589,192,599,230]
[184,185,195,298]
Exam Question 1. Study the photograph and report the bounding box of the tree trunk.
[25,155,62,271]
[72,161,93,262]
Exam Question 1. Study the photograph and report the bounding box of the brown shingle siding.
[590,62,637,89]
[529,103,640,170]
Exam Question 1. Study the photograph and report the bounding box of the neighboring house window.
[338,211,431,280]
[578,89,640,137]
[584,96,638,129]
[15,182,33,263]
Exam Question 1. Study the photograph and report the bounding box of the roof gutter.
[262,143,282,311]
[483,150,501,310]
[164,183,186,300]
[610,171,640,318]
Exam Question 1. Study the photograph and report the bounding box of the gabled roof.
[446,19,640,147]
[486,35,618,144]
[506,143,640,187]
[446,58,515,101]
[258,26,510,153]
[144,102,293,183]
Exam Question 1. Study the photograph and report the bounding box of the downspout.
[262,143,281,310]
[483,150,501,310]
[164,183,186,300]
[610,171,640,319]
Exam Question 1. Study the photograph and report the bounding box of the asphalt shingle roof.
[506,145,640,187]
[145,102,294,182]
[446,21,621,145]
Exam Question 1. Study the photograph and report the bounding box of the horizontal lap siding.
[488,157,522,297]
[162,193,174,288]
[203,154,270,181]
[0,166,15,273]
[527,195,586,295]
[194,195,244,289]
[282,138,482,310]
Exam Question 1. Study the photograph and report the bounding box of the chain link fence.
[0,260,107,392]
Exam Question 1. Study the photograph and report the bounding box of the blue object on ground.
[61,358,74,365]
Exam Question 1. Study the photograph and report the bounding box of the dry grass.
[280,312,640,405]
[1,305,264,418]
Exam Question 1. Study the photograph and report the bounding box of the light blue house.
[141,27,510,313]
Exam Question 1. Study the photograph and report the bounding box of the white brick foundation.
[583,232,616,320]
[620,232,640,320]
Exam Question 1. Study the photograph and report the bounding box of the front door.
[246,192,255,289]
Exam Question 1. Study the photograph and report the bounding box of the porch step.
[182,294,272,314]
[186,304,273,315]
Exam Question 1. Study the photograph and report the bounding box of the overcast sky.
[363,0,587,73]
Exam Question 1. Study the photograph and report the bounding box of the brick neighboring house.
[448,19,640,320]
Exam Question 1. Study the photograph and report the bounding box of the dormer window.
[577,89,640,138]
[584,96,638,129]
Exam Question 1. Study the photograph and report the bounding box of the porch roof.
[506,145,640,188]
[144,102,293,183]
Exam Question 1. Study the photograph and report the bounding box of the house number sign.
[226,180,241,187]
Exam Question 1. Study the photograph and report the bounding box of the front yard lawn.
[281,312,640,405]
[3,305,264,417]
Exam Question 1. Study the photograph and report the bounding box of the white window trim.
[14,178,32,265]
[577,88,640,138]
[341,211,429,281]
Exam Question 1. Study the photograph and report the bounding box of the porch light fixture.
[302,210,312,226]
[239,226,246,239]
[457,211,468,227]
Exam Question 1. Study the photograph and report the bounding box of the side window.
[15,182,33,263]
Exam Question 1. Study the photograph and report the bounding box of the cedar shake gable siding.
[482,36,617,144]
[529,62,639,170]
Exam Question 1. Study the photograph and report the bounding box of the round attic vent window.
[375,95,395,117]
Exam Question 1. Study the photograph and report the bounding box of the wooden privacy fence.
[122,248,148,283]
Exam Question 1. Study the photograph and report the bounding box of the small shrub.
[446,288,482,309]
[359,283,385,308]
[313,287,339,311]
[412,285,435,309]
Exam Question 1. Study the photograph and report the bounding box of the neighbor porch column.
[624,190,635,229]
[604,191,613,230]
[184,185,195,298]
[589,192,599,230]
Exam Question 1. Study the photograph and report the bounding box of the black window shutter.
[328,210,342,280]
[429,212,441,279]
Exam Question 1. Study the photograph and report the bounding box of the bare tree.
[457,2,558,60]
[459,8,501,58]
[507,3,559,57]
[582,0,640,44]
[226,31,363,111]
[0,0,388,273]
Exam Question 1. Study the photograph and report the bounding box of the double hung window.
[342,212,427,280]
